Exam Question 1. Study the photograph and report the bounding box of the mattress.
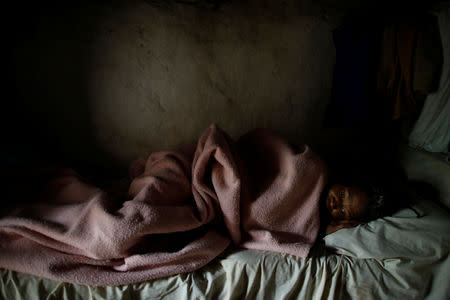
[2,194,449,300]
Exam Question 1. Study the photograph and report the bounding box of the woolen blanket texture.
[0,125,327,286]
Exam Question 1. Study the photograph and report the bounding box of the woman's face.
[326,184,369,221]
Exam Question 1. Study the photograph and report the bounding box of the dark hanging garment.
[376,15,443,121]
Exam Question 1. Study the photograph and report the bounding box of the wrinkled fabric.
[0,124,327,286]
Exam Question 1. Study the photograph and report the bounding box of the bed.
[2,1,450,299]
[1,170,449,299]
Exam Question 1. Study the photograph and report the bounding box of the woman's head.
[326,183,386,222]
[326,184,369,221]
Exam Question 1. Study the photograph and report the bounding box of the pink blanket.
[0,125,327,286]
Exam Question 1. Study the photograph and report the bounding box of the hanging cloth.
[376,22,417,120]
[409,7,450,154]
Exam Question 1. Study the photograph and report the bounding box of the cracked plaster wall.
[11,1,336,169]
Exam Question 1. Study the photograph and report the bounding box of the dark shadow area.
[2,1,129,183]
[409,180,450,213]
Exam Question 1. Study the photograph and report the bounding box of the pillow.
[398,144,450,209]
[323,196,450,259]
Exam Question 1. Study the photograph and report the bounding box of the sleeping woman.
[321,183,387,235]
[0,124,397,285]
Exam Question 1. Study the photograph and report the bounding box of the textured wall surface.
[11,1,336,169]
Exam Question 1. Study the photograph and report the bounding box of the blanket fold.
[0,124,327,285]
